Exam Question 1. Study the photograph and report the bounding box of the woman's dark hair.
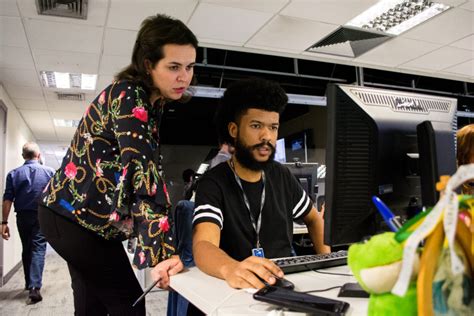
[116,14,198,98]
[214,78,288,145]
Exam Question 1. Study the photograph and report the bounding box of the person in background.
[192,78,330,290]
[2,142,54,303]
[182,168,196,201]
[456,123,474,195]
[209,141,235,169]
[38,14,197,315]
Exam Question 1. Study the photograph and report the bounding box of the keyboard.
[272,250,348,274]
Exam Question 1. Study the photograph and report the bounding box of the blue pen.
[372,196,402,232]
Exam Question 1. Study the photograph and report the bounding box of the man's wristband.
[1,221,7,225]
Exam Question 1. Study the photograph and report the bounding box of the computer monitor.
[275,138,287,163]
[282,162,318,201]
[324,84,457,246]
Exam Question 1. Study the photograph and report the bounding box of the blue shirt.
[3,160,54,212]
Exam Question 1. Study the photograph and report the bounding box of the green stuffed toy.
[348,232,419,316]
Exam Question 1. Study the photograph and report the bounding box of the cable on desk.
[310,268,353,277]
[302,285,342,294]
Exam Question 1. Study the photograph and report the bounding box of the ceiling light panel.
[346,0,450,35]
[40,71,97,90]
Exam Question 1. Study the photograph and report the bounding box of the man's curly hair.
[214,78,288,145]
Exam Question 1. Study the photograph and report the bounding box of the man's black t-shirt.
[193,161,313,261]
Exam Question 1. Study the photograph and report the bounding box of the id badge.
[252,247,265,258]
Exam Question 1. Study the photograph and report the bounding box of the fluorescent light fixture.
[40,71,97,90]
[190,86,226,98]
[81,74,97,90]
[346,0,450,35]
[53,119,81,128]
[189,86,326,106]
[54,72,70,89]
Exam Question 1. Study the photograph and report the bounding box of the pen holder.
[392,164,474,316]
[348,164,474,316]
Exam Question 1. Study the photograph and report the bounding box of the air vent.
[56,92,85,101]
[306,27,392,58]
[36,0,88,20]
[350,90,452,114]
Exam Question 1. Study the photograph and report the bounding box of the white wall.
[0,84,36,278]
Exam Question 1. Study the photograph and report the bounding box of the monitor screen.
[282,162,318,201]
[324,84,457,246]
[275,138,287,163]
[284,129,313,163]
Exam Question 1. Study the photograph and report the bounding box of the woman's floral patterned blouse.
[41,80,174,269]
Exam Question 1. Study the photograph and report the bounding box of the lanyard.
[229,160,266,248]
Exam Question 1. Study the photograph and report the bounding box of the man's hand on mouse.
[221,256,284,289]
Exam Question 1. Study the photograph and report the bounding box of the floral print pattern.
[41,80,174,269]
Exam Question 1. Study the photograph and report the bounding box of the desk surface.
[170,265,368,315]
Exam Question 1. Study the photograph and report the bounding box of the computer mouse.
[272,277,295,290]
[257,274,295,290]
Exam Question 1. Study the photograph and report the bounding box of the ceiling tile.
[51,111,84,120]
[25,19,104,54]
[443,59,474,77]
[400,46,473,72]
[19,109,57,139]
[99,55,130,75]
[3,84,44,100]
[401,8,473,45]
[17,0,108,26]
[460,0,474,11]
[197,38,244,47]
[188,3,273,44]
[33,49,100,74]
[0,0,20,16]
[55,127,76,142]
[47,100,88,113]
[202,0,289,13]
[12,98,48,111]
[96,75,115,93]
[103,28,137,56]
[0,68,41,87]
[0,46,35,69]
[247,16,338,53]
[280,0,378,25]
[450,34,474,50]
[355,38,441,67]
[107,0,198,30]
[441,0,471,6]
[0,16,28,47]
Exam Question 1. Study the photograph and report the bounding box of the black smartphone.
[253,286,350,315]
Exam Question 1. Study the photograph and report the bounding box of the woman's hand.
[151,255,183,290]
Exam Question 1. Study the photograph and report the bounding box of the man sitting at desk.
[192,78,330,289]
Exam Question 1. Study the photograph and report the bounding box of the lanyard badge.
[252,248,265,258]
[229,160,266,258]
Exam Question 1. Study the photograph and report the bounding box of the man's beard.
[234,136,275,171]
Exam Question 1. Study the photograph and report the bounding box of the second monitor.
[282,162,319,202]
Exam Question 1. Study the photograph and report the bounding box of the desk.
[170,265,368,315]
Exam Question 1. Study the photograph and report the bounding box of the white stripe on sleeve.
[192,212,223,228]
[194,204,223,218]
[294,195,311,219]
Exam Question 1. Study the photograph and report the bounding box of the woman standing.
[457,124,474,195]
[38,14,197,315]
